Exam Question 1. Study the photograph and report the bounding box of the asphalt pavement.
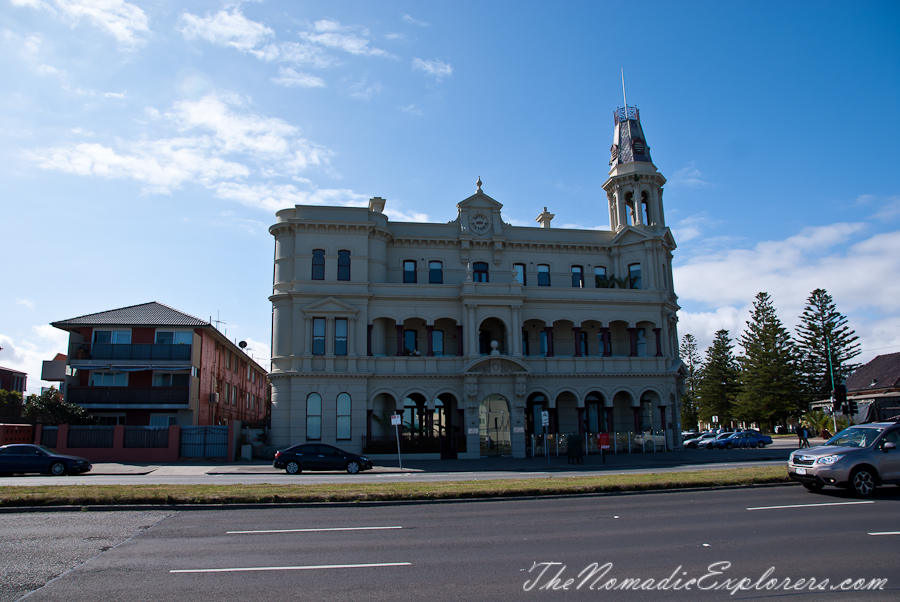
[86,436,805,477]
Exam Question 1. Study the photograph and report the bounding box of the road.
[4,484,898,601]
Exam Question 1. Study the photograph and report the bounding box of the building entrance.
[479,394,510,456]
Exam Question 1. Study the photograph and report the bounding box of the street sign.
[541,411,549,426]
[390,414,401,426]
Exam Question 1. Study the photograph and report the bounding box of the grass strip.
[0,466,790,507]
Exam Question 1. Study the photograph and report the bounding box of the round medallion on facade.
[469,212,491,234]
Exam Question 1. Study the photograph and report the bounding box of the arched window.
[337,250,350,281]
[306,393,322,440]
[537,264,550,286]
[336,393,351,440]
[474,262,489,282]
[403,260,417,283]
[432,329,444,356]
[312,249,325,280]
[629,263,642,289]
[429,261,443,284]
[514,263,526,285]
[571,265,584,288]
[594,266,607,288]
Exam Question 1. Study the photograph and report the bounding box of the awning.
[109,365,152,372]
[150,365,193,371]
[69,363,110,370]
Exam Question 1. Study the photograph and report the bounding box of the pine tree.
[795,288,861,397]
[679,334,702,430]
[736,292,803,427]
[696,330,740,426]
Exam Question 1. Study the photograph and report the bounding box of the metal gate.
[180,426,228,459]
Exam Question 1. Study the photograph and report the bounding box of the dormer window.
[632,138,645,154]
[609,144,618,164]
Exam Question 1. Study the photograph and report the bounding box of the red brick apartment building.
[48,302,268,426]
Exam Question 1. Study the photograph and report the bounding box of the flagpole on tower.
[621,68,628,111]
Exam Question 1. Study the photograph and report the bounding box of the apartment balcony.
[67,386,190,408]
[69,343,193,366]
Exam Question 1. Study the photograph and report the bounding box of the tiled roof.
[846,352,900,392]
[52,302,210,328]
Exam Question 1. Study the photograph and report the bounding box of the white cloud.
[271,67,325,88]
[671,212,721,244]
[347,73,381,99]
[673,222,900,359]
[104,91,126,98]
[56,0,149,46]
[16,298,35,309]
[0,326,69,396]
[401,13,429,27]
[401,104,423,116]
[871,195,900,221]
[412,57,452,80]
[667,161,711,188]
[299,30,393,58]
[263,42,339,68]
[241,337,271,371]
[213,182,368,213]
[180,8,273,52]
[384,207,430,223]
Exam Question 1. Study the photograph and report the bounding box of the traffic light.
[834,384,847,406]
[831,391,841,414]
[848,397,858,415]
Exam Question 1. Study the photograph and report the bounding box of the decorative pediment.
[461,356,531,376]
[610,225,655,245]
[301,297,359,316]
[456,190,503,210]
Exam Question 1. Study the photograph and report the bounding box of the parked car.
[788,422,900,497]
[683,432,718,449]
[710,431,773,449]
[633,432,667,450]
[273,443,374,474]
[702,432,736,449]
[0,444,92,476]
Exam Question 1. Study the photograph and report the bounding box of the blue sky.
[2,0,899,395]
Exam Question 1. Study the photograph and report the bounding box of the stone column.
[600,327,611,357]
[457,325,464,356]
[325,317,335,355]
[654,328,663,357]
[573,326,582,357]
[628,328,638,357]
[303,316,312,356]
[511,307,522,356]
[633,407,641,434]
[467,304,477,356]
[544,327,554,357]
[395,324,404,356]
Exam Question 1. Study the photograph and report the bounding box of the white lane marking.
[747,501,874,510]
[171,562,411,574]
[227,526,402,535]
[869,531,900,536]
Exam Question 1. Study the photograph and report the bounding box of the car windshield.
[826,426,884,448]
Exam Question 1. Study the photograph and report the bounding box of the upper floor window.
[636,328,647,357]
[537,264,550,286]
[403,260,417,283]
[594,266,608,288]
[153,372,189,387]
[307,393,322,440]
[403,330,418,355]
[312,249,325,280]
[539,331,548,356]
[432,329,444,356]
[571,265,584,288]
[522,331,530,356]
[429,261,443,284]
[337,250,351,281]
[226,349,232,370]
[93,330,130,344]
[514,263,526,285]
[156,331,192,345]
[473,262,489,283]
[629,263,642,289]
[337,393,351,440]
[312,318,326,355]
[334,318,348,356]
[90,371,128,387]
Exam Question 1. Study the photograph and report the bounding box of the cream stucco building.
[269,105,684,459]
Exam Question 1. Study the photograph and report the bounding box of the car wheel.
[725,443,733,450]
[706,443,714,450]
[48,462,66,476]
[346,460,361,474]
[757,442,766,449]
[285,460,301,475]
[802,482,824,492]
[850,468,877,497]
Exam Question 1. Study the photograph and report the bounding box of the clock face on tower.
[469,212,491,234]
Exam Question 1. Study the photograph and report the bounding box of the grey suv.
[788,421,900,496]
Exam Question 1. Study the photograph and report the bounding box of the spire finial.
[621,68,627,109]
[476,176,482,192]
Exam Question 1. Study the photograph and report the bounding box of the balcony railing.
[70,343,192,361]
[67,386,190,406]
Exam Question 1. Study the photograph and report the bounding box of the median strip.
[227,526,402,534]
[171,562,412,574]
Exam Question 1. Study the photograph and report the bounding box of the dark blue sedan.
[0,444,92,476]
[710,431,773,450]
[274,443,373,474]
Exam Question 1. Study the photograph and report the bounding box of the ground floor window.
[336,393,351,439]
[307,393,322,440]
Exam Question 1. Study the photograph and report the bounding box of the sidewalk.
[89,437,807,477]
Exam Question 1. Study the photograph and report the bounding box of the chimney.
[368,197,386,213]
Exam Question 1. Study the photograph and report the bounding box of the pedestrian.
[801,426,810,448]
[796,424,803,448]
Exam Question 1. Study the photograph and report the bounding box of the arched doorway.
[479,394,510,456]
